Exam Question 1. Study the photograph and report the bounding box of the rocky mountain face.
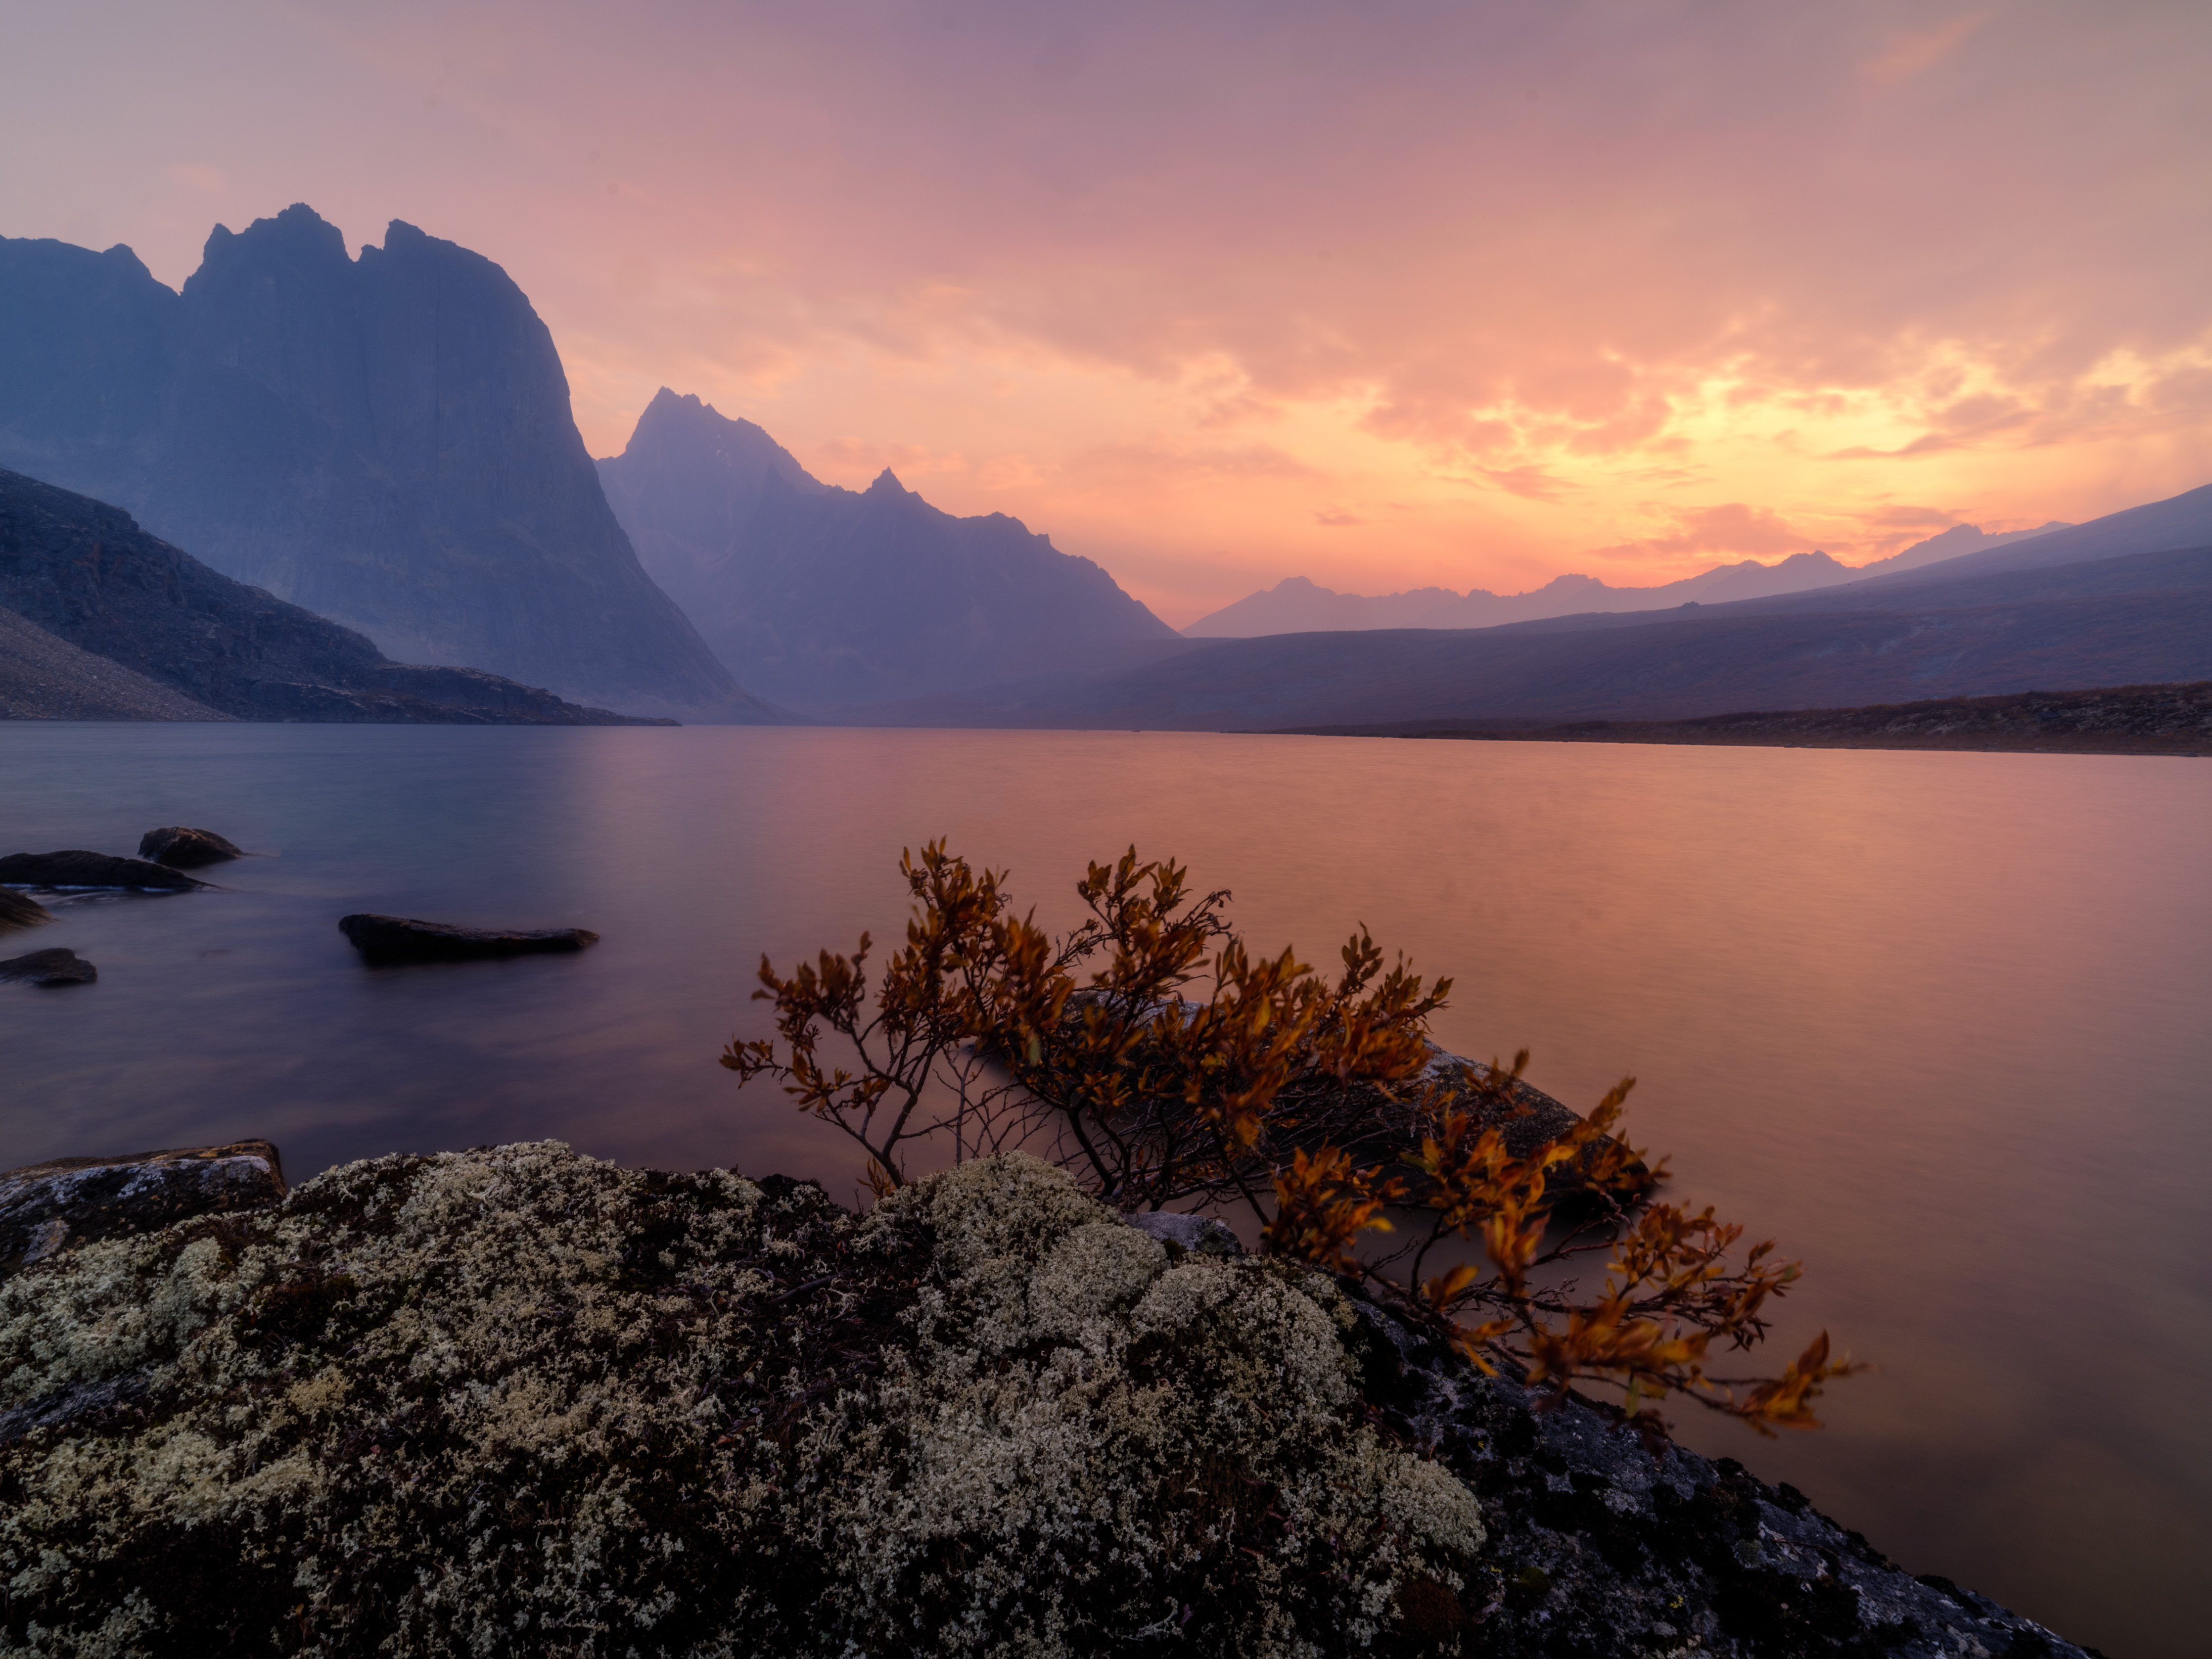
[0,207,774,719]
[0,467,670,725]
[598,390,1179,710]
[1183,524,2074,639]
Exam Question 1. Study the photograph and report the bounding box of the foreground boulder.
[0,1140,284,1280]
[0,1145,2088,1657]
[0,850,209,890]
[338,912,599,961]
[0,887,50,931]
[138,826,244,868]
[0,947,95,987]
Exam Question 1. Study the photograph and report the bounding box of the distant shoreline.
[1272,680,2212,757]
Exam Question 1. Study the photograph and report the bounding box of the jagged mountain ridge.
[0,468,667,724]
[598,390,1179,711]
[1184,522,2071,639]
[0,207,774,719]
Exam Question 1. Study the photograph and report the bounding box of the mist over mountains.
[1185,522,2070,639]
[0,206,765,719]
[598,390,1179,711]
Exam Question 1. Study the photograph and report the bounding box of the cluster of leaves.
[723,843,1853,1433]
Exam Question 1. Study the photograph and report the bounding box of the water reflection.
[0,723,2206,1657]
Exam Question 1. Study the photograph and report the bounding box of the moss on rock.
[0,1145,1478,1657]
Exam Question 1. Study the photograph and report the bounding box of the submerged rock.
[0,1140,284,1280]
[137,826,245,868]
[0,887,51,931]
[337,912,600,961]
[0,946,95,986]
[0,850,209,890]
[0,1144,2091,1657]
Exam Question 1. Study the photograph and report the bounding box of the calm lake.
[2,723,2207,1657]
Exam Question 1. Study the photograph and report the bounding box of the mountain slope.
[0,468,670,724]
[0,605,226,721]
[598,390,1178,709]
[0,207,773,719]
[869,543,2212,731]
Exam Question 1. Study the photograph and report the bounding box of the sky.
[4,0,2210,627]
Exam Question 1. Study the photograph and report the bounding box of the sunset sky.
[6,0,2209,625]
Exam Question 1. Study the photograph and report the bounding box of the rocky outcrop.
[0,209,777,719]
[0,468,676,725]
[0,850,209,890]
[0,1140,284,1281]
[598,389,1178,711]
[138,827,243,868]
[0,887,51,931]
[0,1145,2091,1658]
[0,947,94,986]
[337,913,600,961]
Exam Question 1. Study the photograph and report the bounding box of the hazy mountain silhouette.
[0,468,672,723]
[0,206,773,719]
[597,390,1179,710]
[851,523,2212,731]
[1184,523,2068,639]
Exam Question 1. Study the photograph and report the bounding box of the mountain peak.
[867,468,907,496]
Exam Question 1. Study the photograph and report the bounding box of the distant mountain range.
[597,390,1179,711]
[0,468,665,724]
[848,479,2212,731]
[0,206,771,720]
[1184,522,2070,638]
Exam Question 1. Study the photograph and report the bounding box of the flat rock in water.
[0,888,51,931]
[138,826,245,868]
[339,913,600,962]
[0,947,95,986]
[0,1139,286,1280]
[0,850,209,890]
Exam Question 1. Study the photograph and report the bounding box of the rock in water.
[138,826,244,868]
[0,947,95,985]
[338,913,599,962]
[0,850,209,890]
[0,1140,283,1280]
[0,887,51,931]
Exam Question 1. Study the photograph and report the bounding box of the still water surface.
[2,724,2207,1657]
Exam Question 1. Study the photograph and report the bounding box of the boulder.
[0,947,95,986]
[0,850,209,890]
[0,1140,284,1280]
[138,826,244,868]
[339,913,600,962]
[0,887,51,931]
[0,1145,2095,1656]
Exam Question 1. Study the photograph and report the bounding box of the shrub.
[725,843,1853,1433]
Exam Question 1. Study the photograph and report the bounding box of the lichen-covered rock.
[0,1141,284,1280]
[0,1147,1479,1657]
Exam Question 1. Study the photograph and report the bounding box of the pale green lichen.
[0,1145,1481,1656]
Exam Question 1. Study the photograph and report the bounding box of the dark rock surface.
[0,947,95,986]
[0,1140,285,1281]
[0,467,676,725]
[338,912,600,961]
[0,886,52,930]
[598,388,1178,711]
[0,850,209,890]
[138,826,244,868]
[0,603,229,721]
[1346,1293,2098,1658]
[0,208,775,719]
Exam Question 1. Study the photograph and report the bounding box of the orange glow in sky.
[5,1,2209,626]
